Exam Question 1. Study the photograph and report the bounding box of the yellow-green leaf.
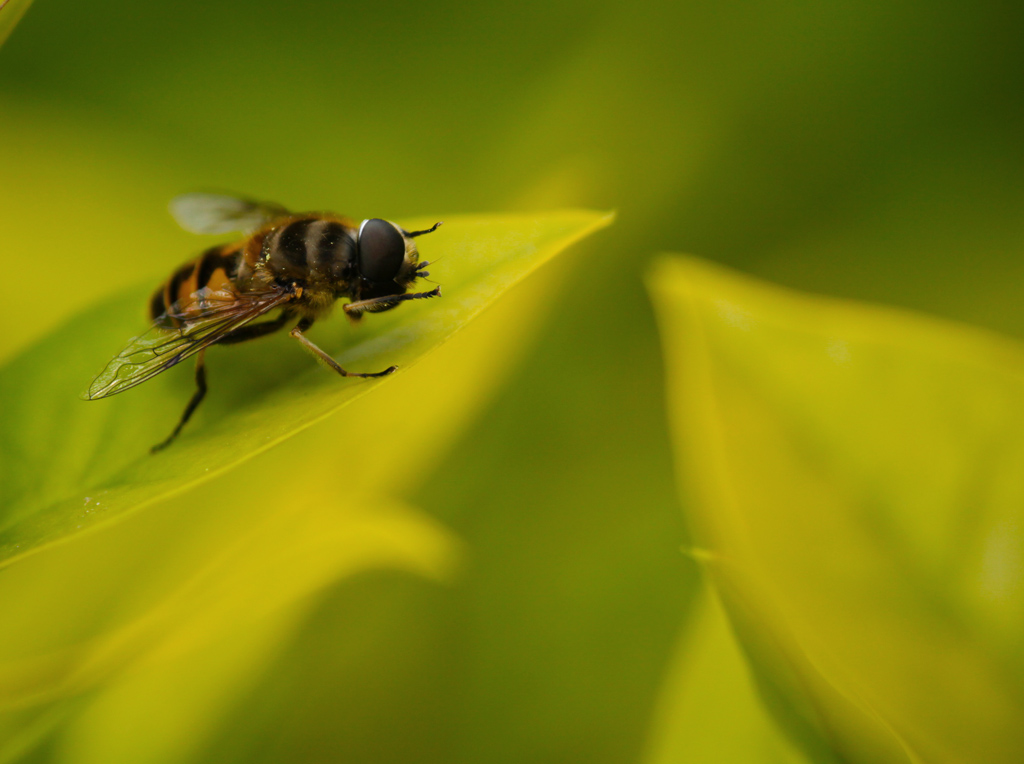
[0,0,33,49]
[0,211,612,567]
[648,255,1024,764]
[0,480,456,760]
[643,581,810,764]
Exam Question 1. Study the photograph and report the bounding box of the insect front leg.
[289,318,397,378]
[343,287,441,319]
[152,349,208,453]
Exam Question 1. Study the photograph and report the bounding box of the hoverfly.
[84,193,442,452]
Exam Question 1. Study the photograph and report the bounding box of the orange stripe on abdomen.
[152,243,246,323]
[203,267,233,293]
[175,264,202,307]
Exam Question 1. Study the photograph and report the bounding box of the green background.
[1,0,1022,761]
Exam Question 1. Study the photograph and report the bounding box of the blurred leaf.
[642,582,808,764]
[60,498,453,764]
[0,0,33,48]
[648,255,1024,764]
[0,210,612,567]
[0,481,456,762]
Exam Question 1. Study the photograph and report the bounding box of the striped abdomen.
[259,216,358,286]
[149,244,244,322]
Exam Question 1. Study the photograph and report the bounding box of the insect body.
[85,193,442,452]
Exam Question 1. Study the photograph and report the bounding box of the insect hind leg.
[151,350,208,453]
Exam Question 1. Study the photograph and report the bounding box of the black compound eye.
[358,219,406,282]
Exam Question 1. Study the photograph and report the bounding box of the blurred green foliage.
[650,257,1024,763]
[1,0,1023,762]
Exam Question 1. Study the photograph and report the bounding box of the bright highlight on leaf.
[648,255,1024,764]
[0,0,34,49]
[0,210,612,568]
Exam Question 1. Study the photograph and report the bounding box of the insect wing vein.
[84,289,292,399]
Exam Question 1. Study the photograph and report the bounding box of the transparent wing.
[169,193,290,235]
[84,287,295,400]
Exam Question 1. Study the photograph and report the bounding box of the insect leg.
[289,318,397,378]
[403,221,443,238]
[343,287,441,318]
[151,349,208,453]
[217,311,292,345]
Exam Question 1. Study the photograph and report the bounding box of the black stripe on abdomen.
[196,246,241,289]
[165,261,196,311]
[149,286,167,322]
[313,221,350,266]
[276,219,314,269]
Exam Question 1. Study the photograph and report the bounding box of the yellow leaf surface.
[649,255,1024,764]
